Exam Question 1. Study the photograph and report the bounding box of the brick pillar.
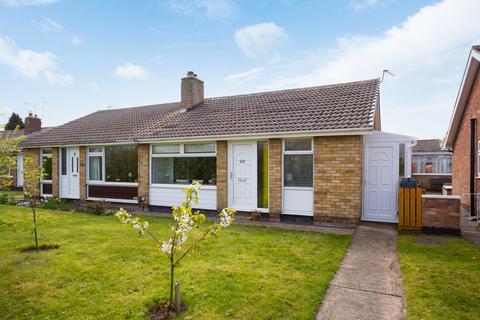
[138,144,150,209]
[216,141,228,210]
[51,147,59,197]
[22,148,40,197]
[268,139,282,221]
[314,136,362,225]
[79,146,87,201]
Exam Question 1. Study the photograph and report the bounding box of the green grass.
[0,206,351,320]
[398,233,480,320]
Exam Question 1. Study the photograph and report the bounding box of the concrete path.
[316,224,405,320]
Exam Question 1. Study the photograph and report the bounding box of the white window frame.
[86,146,138,186]
[150,142,216,187]
[282,138,314,190]
[40,148,53,184]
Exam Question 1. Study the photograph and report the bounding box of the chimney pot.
[181,71,204,109]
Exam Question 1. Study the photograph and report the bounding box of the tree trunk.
[32,204,38,252]
[169,260,175,309]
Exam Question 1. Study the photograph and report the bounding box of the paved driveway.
[316,224,405,320]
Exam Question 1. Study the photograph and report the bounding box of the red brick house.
[20,72,415,224]
[445,45,480,215]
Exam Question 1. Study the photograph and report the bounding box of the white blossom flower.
[161,240,173,254]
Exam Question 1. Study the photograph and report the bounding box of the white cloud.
[71,36,84,46]
[38,16,63,32]
[261,0,480,138]
[234,22,288,58]
[0,0,58,6]
[0,37,73,86]
[225,67,262,84]
[266,0,480,88]
[166,0,235,19]
[0,105,13,117]
[113,63,149,80]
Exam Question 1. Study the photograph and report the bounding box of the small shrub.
[82,201,115,216]
[0,193,9,205]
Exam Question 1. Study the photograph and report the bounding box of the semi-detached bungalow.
[20,72,415,225]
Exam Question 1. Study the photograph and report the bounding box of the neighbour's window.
[283,139,313,188]
[151,143,216,185]
[478,141,480,177]
[87,145,138,183]
[412,154,451,174]
[41,148,52,181]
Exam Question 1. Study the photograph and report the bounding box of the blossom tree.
[0,125,24,193]
[115,182,235,312]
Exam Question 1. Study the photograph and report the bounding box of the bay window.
[87,145,138,183]
[151,143,216,185]
[283,139,313,188]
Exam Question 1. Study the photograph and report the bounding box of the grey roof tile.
[21,78,379,147]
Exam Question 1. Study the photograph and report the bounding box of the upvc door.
[363,144,398,222]
[59,147,80,199]
[228,141,257,211]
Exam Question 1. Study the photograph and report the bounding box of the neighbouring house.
[1,113,51,189]
[445,45,480,213]
[412,139,452,193]
[20,72,416,224]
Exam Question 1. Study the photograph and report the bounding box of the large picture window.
[283,139,313,188]
[41,148,52,181]
[151,143,216,185]
[87,145,138,183]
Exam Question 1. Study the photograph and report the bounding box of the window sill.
[411,173,452,176]
[40,180,53,183]
[283,186,314,191]
[150,183,217,190]
[87,181,138,187]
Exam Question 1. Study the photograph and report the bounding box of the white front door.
[17,154,24,187]
[363,145,398,223]
[59,147,80,199]
[228,142,257,211]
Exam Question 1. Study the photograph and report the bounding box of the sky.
[0,0,479,139]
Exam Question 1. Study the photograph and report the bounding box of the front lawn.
[398,234,480,320]
[0,206,351,319]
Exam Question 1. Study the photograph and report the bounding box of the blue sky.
[0,0,479,139]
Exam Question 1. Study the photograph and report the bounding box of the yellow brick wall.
[79,146,87,200]
[216,141,228,210]
[22,148,40,197]
[313,135,363,224]
[51,147,59,197]
[268,138,282,220]
[138,144,149,206]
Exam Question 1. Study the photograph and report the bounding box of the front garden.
[398,233,480,320]
[0,205,351,319]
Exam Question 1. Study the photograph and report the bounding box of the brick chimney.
[24,112,42,135]
[181,71,204,109]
